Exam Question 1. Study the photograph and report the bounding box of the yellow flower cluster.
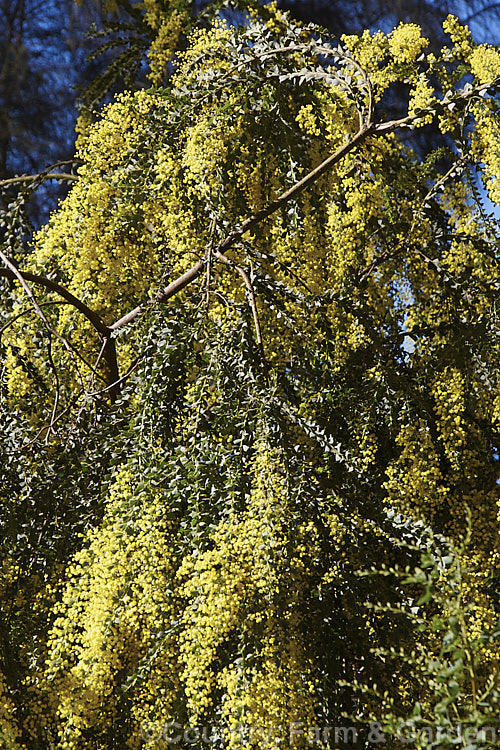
[431,368,466,470]
[42,467,180,749]
[443,550,500,670]
[470,45,500,84]
[32,429,335,748]
[442,14,474,59]
[171,20,233,89]
[142,0,164,30]
[3,347,34,401]
[493,391,500,424]
[182,117,231,200]
[295,104,321,136]
[148,10,188,84]
[471,103,500,204]
[388,23,428,64]
[408,73,436,125]
[252,1,287,37]
[0,669,25,750]
[384,418,448,522]
[177,436,319,739]
[353,420,378,471]
[33,90,164,317]
[342,23,428,104]
[341,29,390,100]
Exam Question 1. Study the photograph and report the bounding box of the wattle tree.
[1,3,499,748]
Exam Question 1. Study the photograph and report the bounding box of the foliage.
[1,3,500,749]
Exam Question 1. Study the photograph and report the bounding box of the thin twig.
[0,256,86,438]
[0,251,88,434]
[0,300,68,337]
[358,152,471,284]
[0,300,107,379]
[215,250,267,372]
[373,75,500,136]
[46,344,61,441]
[0,252,59,334]
[0,387,85,454]
[84,356,142,398]
[206,217,217,306]
[0,173,78,188]
[89,337,108,394]
[0,266,119,396]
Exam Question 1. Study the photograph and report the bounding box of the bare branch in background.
[0,172,78,187]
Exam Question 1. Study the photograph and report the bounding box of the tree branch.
[0,268,108,334]
[0,159,80,188]
[373,76,500,135]
[109,258,205,331]
[0,299,107,381]
[0,250,83,432]
[0,265,119,400]
[216,123,374,256]
[0,173,78,188]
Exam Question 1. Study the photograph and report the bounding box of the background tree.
[277,0,500,45]
[0,0,110,228]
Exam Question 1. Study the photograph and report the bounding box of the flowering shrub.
[1,3,500,748]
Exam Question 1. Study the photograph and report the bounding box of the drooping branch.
[107,123,378,335]
[0,107,441,392]
[0,251,85,432]
[0,300,68,337]
[358,153,471,284]
[0,265,119,399]
[215,249,267,372]
[0,299,108,380]
[0,268,108,334]
[108,123,372,335]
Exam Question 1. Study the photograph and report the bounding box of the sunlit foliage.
[1,3,500,749]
